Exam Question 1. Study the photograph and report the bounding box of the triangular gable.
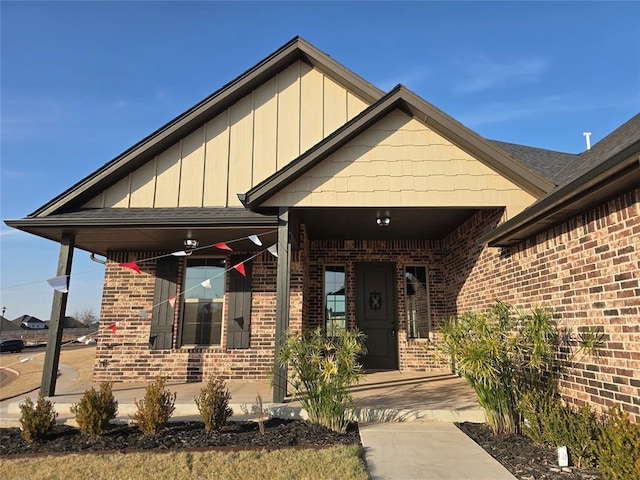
[242,85,556,209]
[29,37,384,217]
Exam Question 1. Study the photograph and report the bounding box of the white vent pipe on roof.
[583,131,592,150]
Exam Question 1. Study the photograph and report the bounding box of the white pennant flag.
[248,234,262,246]
[171,250,192,256]
[267,244,278,257]
[47,275,69,293]
[201,279,212,289]
[138,310,148,318]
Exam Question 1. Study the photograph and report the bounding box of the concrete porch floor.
[2,369,484,426]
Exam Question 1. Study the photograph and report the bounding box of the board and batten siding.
[262,110,537,219]
[84,60,369,209]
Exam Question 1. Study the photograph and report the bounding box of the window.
[325,266,346,337]
[181,258,225,346]
[405,266,430,339]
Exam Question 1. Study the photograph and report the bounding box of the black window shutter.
[149,256,179,350]
[227,255,252,349]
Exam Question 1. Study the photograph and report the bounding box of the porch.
[2,370,484,426]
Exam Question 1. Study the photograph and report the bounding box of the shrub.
[277,328,366,433]
[195,376,233,432]
[439,301,601,435]
[70,382,118,436]
[19,395,58,443]
[598,406,640,480]
[521,388,601,469]
[131,376,176,435]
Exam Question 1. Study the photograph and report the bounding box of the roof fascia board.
[29,37,383,219]
[478,143,640,247]
[245,85,554,208]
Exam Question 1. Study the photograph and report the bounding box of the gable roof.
[27,36,384,219]
[241,85,556,209]
[479,113,640,247]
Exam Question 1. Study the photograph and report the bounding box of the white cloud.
[454,56,548,94]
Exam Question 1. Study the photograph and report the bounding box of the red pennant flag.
[233,262,246,276]
[119,262,141,273]
[214,242,233,251]
[168,296,177,308]
[109,324,117,335]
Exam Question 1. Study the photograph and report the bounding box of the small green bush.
[598,407,640,480]
[131,376,176,435]
[195,376,233,432]
[19,395,58,443]
[520,390,598,468]
[70,382,118,436]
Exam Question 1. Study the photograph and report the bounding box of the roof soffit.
[243,85,556,208]
[28,36,384,219]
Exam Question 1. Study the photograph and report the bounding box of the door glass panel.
[325,266,346,337]
[405,266,430,339]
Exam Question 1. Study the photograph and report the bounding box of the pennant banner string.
[46,275,69,293]
[142,247,272,314]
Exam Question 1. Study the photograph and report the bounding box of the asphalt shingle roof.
[488,140,576,182]
[552,113,640,185]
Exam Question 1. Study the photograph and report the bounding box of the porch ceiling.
[295,207,480,240]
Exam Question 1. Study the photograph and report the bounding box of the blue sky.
[1,1,638,321]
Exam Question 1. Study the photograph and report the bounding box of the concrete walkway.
[0,365,516,480]
[360,422,516,480]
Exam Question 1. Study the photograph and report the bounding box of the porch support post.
[41,233,75,397]
[273,207,291,403]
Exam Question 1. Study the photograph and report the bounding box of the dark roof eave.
[478,143,640,247]
[5,215,278,230]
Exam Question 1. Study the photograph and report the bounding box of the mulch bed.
[0,419,361,457]
[456,422,603,480]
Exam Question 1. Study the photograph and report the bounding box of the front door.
[355,262,398,370]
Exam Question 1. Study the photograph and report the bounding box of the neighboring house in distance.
[0,316,23,333]
[15,315,48,330]
[4,37,639,419]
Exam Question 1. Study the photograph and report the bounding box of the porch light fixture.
[376,216,391,227]
[184,238,200,249]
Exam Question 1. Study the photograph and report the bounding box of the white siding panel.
[104,175,130,207]
[154,143,181,207]
[252,77,278,186]
[347,92,368,120]
[129,159,156,207]
[227,93,254,206]
[276,61,301,169]
[300,63,324,154]
[179,127,205,207]
[203,112,230,207]
[323,76,347,136]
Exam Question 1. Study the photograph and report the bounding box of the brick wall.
[446,189,640,421]
[308,239,450,372]
[94,250,279,383]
